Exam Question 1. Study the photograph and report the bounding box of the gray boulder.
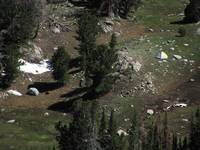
[28,88,40,96]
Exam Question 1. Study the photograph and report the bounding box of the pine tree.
[189,108,200,150]
[56,101,102,150]
[99,109,107,137]
[128,109,139,150]
[0,0,41,88]
[108,110,118,150]
[172,134,178,150]
[162,112,171,150]
[51,46,70,84]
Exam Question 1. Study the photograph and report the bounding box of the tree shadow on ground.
[60,87,88,98]
[48,96,81,113]
[170,18,198,25]
[28,82,64,93]
[49,87,108,113]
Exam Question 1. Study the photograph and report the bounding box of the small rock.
[104,20,114,26]
[173,55,182,60]
[27,88,40,96]
[117,129,128,136]
[44,112,49,116]
[52,27,60,34]
[7,120,15,124]
[7,90,22,96]
[182,119,189,122]
[190,78,195,82]
[147,109,154,115]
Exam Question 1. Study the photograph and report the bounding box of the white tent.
[156,51,168,60]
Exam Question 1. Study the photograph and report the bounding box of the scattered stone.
[190,78,195,82]
[147,109,154,115]
[173,55,182,60]
[196,28,200,35]
[182,119,189,122]
[7,90,22,96]
[163,100,169,103]
[148,28,154,32]
[170,47,175,51]
[44,112,49,116]
[27,88,40,96]
[156,51,168,60]
[7,120,16,124]
[117,129,128,136]
[174,103,187,108]
[104,20,114,26]
[114,31,121,37]
[52,27,61,33]
[184,43,189,46]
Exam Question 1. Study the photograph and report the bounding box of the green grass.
[0,108,71,150]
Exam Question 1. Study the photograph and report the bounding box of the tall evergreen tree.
[162,112,171,150]
[51,46,70,84]
[128,109,139,150]
[99,109,107,137]
[189,108,200,150]
[172,134,178,150]
[0,0,41,88]
[56,101,102,150]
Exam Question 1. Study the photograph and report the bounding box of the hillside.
[0,0,200,149]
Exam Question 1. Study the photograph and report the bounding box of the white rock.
[170,47,175,51]
[190,78,195,82]
[147,109,154,115]
[52,27,60,33]
[184,43,189,46]
[7,90,22,96]
[196,28,200,35]
[156,51,168,60]
[7,120,15,124]
[44,112,49,116]
[28,88,40,96]
[174,103,187,107]
[182,119,189,122]
[173,55,182,60]
[117,129,128,136]
[104,20,114,26]
[132,61,142,72]
[163,100,169,103]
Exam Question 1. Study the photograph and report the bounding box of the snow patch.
[19,59,51,75]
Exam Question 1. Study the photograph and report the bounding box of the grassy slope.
[0,0,200,149]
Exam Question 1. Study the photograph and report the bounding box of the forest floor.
[0,0,200,149]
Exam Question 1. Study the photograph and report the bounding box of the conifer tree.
[172,134,178,150]
[56,101,102,150]
[162,112,171,150]
[128,109,139,150]
[0,0,41,88]
[108,110,118,150]
[99,109,107,137]
[51,46,70,84]
[189,108,200,150]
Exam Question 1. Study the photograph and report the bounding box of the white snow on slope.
[19,59,51,75]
